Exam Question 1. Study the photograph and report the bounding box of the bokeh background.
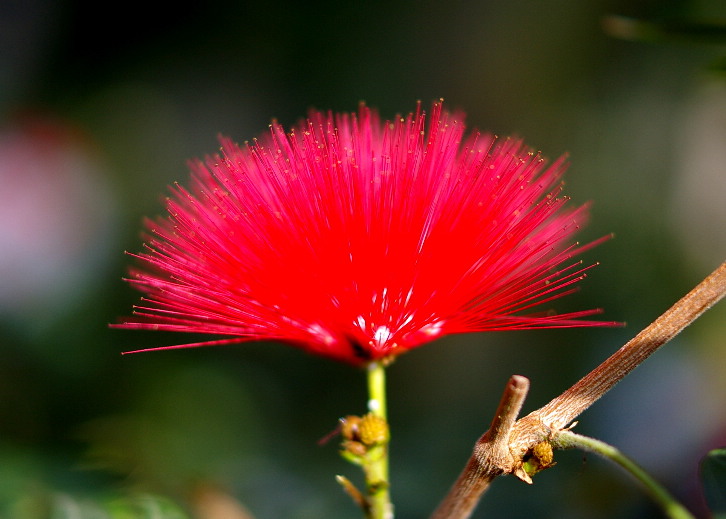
[1,0,725,518]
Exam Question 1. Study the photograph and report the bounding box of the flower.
[115,100,616,365]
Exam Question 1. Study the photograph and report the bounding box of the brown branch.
[430,375,529,519]
[510,260,726,454]
[431,260,726,519]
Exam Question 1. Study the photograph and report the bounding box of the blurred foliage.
[701,448,726,517]
[604,14,726,44]
[603,14,726,74]
[1,0,725,518]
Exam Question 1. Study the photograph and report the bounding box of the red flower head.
[116,101,617,365]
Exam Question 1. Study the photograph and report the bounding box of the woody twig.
[431,261,726,519]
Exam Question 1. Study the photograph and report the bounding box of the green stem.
[553,430,695,519]
[366,361,393,519]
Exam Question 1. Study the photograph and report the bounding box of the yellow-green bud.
[358,413,389,446]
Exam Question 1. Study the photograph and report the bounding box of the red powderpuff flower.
[115,101,617,365]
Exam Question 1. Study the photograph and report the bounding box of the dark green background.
[1,0,725,517]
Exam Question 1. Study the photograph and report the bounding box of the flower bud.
[358,413,389,446]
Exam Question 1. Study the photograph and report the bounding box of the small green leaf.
[700,448,726,517]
